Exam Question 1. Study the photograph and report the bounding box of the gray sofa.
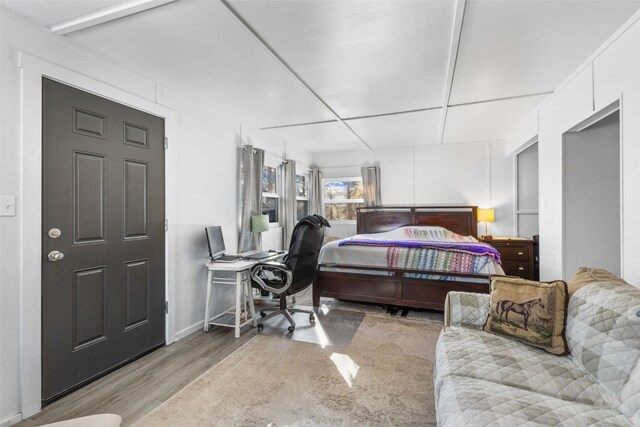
[435,281,640,426]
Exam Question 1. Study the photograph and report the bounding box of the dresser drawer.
[502,261,531,278]
[498,245,531,261]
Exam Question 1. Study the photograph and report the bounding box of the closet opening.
[563,105,621,280]
[516,142,539,238]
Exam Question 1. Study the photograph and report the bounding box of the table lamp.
[251,214,270,233]
[251,214,270,250]
[477,208,495,239]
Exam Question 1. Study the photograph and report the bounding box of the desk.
[204,255,281,338]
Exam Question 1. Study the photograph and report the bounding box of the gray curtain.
[308,168,323,215]
[237,145,264,253]
[361,165,381,207]
[279,159,296,250]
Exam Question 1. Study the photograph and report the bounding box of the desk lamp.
[477,208,495,240]
[251,214,270,250]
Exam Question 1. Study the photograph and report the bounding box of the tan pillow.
[484,276,568,355]
[567,267,629,297]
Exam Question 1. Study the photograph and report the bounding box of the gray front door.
[42,78,166,402]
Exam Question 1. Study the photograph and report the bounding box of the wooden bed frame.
[313,205,492,311]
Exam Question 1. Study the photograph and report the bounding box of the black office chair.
[251,214,330,333]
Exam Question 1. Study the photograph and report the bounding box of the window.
[322,177,364,221]
[262,165,279,223]
[296,173,309,221]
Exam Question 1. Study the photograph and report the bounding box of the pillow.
[484,276,569,355]
[567,267,629,297]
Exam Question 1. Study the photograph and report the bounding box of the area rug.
[134,314,441,426]
[269,287,445,326]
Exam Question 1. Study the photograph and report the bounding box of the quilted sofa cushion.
[567,281,640,422]
[437,376,632,427]
[435,328,615,408]
[443,291,490,330]
[567,266,629,296]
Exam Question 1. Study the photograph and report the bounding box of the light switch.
[0,196,16,217]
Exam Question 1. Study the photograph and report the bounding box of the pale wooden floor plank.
[17,326,256,427]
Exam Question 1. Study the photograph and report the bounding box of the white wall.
[507,9,640,285]
[312,142,514,239]
[0,12,311,424]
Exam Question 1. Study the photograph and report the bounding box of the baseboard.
[175,319,204,341]
[0,413,22,427]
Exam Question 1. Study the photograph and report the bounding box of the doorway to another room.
[563,108,621,279]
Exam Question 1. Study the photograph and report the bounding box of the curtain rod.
[315,165,377,170]
[238,145,312,171]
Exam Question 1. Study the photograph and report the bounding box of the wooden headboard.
[356,206,478,237]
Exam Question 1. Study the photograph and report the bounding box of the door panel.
[42,78,165,402]
[124,160,149,239]
[124,122,148,148]
[73,152,107,243]
[73,267,107,349]
[125,259,150,329]
[73,108,107,139]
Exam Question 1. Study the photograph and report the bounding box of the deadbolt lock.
[48,251,65,262]
[48,228,62,239]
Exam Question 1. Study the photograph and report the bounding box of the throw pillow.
[567,267,629,297]
[484,276,569,355]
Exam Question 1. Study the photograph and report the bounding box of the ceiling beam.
[49,0,177,35]
[437,0,467,144]
[448,91,554,108]
[261,119,338,131]
[219,0,372,150]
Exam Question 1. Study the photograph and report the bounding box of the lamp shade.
[477,208,495,223]
[251,214,270,233]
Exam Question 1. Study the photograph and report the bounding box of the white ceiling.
[229,0,455,118]
[2,0,639,153]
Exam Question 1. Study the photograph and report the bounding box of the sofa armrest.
[443,292,490,330]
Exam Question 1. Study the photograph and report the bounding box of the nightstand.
[482,238,536,280]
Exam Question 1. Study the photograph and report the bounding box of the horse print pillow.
[483,276,569,355]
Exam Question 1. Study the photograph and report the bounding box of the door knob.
[48,250,65,262]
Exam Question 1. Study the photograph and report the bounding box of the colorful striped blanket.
[402,227,478,242]
[338,227,501,277]
[338,239,501,264]
[386,247,494,278]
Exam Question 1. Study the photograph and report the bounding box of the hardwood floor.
[18,326,256,427]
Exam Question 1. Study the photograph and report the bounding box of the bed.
[313,206,504,311]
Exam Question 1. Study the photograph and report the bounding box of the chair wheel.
[309,314,315,322]
[260,311,266,317]
[288,325,295,333]
[257,324,264,331]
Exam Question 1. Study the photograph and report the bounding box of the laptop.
[205,226,243,263]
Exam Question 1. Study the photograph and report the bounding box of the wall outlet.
[0,195,16,217]
[551,252,556,265]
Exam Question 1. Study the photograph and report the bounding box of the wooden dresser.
[483,238,536,280]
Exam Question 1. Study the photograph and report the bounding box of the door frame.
[18,52,178,418]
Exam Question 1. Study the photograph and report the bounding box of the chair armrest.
[251,262,293,295]
[443,292,490,330]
